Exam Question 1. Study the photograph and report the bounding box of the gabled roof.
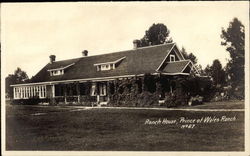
[161,60,191,73]
[29,43,191,83]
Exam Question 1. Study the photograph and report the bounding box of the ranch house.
[11,42,199,106]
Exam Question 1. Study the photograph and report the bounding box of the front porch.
[12,73,202,107]
[47,74,186,106]
[52,81,110,106]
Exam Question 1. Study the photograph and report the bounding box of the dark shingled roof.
[162,60,191,73]
[31,43,189,83]
[47,58,80,70]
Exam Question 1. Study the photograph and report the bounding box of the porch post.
[141,77,145,92]
[76,82,80,103]
[156,74,163,97]
[31,86,33,97]
[97,95,100,104]
[52,84,55,98]
[20,87,23,99]
[170,82,173,94]
[13,87,16,99]
[96,82,100,104]
[63,84,67,103]
[38,86,41,98]
[107,81,110,102]
[114,79,118,94]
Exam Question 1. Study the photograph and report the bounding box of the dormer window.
[94,57,125,71]
[170,55,175,62]
[48,63,75,76]
[49,69,64,76]
[96,63,114,71]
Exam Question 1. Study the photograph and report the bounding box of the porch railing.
[53,95,97,105]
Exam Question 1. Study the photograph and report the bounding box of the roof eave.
[47,63,75,71]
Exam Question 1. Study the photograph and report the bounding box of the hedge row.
[11,97,49,105]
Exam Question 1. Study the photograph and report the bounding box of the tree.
[5,67,29,98]
[204,65,212,76]
[221,18,244,90]
[209,59,226,86]
[196,64,206,76]
[187,53,197,64]
[13,67,29,83]
[136,23,173,47]
[180,47,198,64]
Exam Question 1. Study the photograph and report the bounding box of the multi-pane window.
[13,85,47,99]
[96,63,115,71]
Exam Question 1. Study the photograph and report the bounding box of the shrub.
[177,76,215,102]
[80,95,96,106]
[137,92,159,107]
[66,96,78,102]
[108,91,159,107]
[144,74,156,93]
[164,93,176,108]
[163,89,189,108]
[230,84,244,100]
[11,96,49,105]
[54,96,65,104]
[188,95,203,106]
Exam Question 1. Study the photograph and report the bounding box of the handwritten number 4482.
[181,124,196,129]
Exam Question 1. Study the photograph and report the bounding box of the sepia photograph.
[1,1,249,156]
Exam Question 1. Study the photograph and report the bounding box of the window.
[97,65,100,71]
[13,85,47,99]
[99,83,107,96]
[96,63,116,71]
[50,69,64,76]
[170,55,175,62]
[100,64,111,71]
[91,84,97,96]
[94,57,126,71]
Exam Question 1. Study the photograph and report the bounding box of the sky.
[1,2,249,78]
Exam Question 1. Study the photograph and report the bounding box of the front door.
[90,82,108,106]
[98,82,108,105]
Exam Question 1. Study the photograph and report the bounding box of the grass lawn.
[6,101,244,151]
[178,100,244,109]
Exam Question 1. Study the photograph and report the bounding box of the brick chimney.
[82,50,88,57]
[49,55,56,63]
[133,40,140,49]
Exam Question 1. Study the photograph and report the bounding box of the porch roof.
[161,60,191,73]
